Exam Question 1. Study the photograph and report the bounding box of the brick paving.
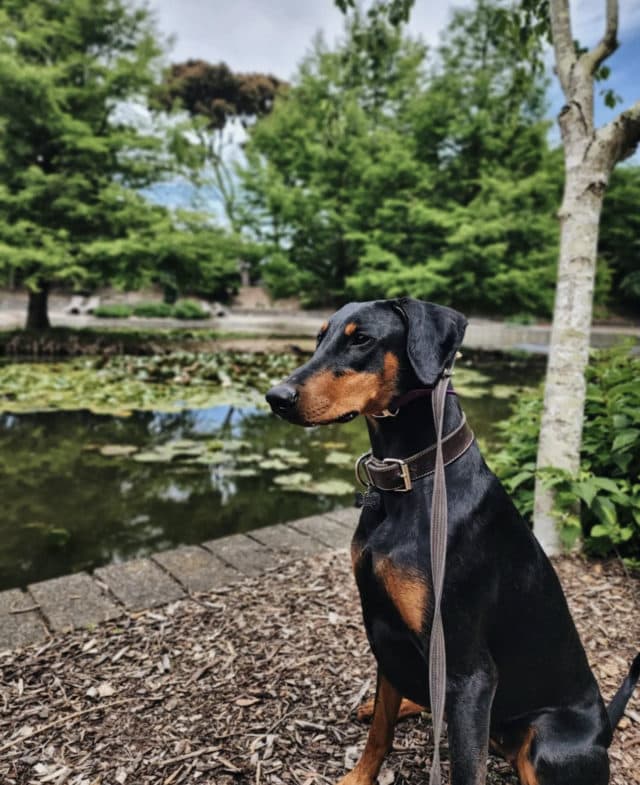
[0,509,358,651]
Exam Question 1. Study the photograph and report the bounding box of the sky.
[145,0,640,209]
[149,0,640,129]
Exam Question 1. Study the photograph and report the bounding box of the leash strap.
[429,372,450,785]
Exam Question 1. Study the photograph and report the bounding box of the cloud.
[149,0,469,78]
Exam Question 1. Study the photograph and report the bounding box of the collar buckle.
[382,457,413,492]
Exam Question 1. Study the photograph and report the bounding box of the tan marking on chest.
[374,557,428,635]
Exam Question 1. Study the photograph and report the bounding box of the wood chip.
[0,552,637,785]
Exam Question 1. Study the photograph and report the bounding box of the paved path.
[0,508,358,652]
[2,302,637,354]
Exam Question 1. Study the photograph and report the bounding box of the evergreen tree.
[241,0,561,315]
[599,165,640,314]
[0,0,174,327]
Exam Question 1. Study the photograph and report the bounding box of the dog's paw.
[355,697,376,722]
[335,772,373,785]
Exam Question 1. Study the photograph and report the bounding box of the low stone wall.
[0,508,358,652]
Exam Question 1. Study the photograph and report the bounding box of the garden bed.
[1,551,638,785]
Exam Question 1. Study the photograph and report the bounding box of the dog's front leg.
[445,668,497,785]
[337,670,401,785]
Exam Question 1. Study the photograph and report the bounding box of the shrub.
[93,304,133,319]
[132,302,174,318]
[171,299,209,320]
[505,313,537,326]
[490,344,640,563]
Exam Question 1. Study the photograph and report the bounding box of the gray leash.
[428,370,451,785]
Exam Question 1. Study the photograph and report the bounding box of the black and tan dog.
[266,298,640,785]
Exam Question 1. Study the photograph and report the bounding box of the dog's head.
[266,298,467,426]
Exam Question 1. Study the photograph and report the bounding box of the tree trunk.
[534,0,640,553]
[26,283,51,329]
[533,161,606,552]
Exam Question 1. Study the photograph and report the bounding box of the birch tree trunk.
[534,0,640,553]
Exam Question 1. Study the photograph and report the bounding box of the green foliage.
[94,304,133,319]
[491,344,640,562]
[76,299,211,321]
[0,0,168,308]
[171,299,209,320]
[335,0,415,27]
[132,302,174,318]
[0,0,247,324]
[599,165,640,314]
[241,0,560,314]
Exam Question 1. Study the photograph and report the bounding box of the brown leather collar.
[355,416,474,492]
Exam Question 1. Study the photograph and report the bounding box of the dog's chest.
[351,525,432,704]
[351,508,431,638]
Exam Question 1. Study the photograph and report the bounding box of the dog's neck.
[365,393,464,460]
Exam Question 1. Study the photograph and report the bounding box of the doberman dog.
[266,298,640,785]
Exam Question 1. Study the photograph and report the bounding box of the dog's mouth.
[335,410,359,423]
[300,410,360,427]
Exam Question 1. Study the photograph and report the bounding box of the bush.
[93,304,133,319]
[491,344,640,563]
[171,299,209,320]
[132,302,174,318]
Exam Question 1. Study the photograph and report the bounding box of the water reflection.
[0,359,540,590]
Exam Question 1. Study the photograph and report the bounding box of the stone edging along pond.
[0,508,358,652]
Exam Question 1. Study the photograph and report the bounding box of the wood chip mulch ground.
[1,552,638,785]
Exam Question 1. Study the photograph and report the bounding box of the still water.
[0,357,541,590]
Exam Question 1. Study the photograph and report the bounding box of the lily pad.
[325,451,352,466]
[133,451,169,463]
[235,453,264,464]
[273,472,313,487]
[454,385,485,399]
[224,467,259,478]
[285,455,309,467]
[268,447,302,460]
[455,368,492,386]
[490,384,519,399]
[307,479,353,496]
[98,444,138,457]
[259,458,289,471]
[221,439,252,452]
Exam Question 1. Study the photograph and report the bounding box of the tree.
[81,206,253,303]
[0,0,178,328]
[157,60,283,229]
[599,165,640,315]
[240,13,429,305]
[241,0,561,314]
[533,0,640,553]
[347,1,561,314]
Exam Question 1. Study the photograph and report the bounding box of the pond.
[0,351,543,590]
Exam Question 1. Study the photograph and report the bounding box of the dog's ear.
[391,297,467,387]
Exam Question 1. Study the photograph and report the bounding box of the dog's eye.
[352,332,372,346]
[316,332,325,346]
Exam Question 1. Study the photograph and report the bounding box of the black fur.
[266,299,640,785]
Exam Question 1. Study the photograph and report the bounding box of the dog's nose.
[266,383,299,415]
